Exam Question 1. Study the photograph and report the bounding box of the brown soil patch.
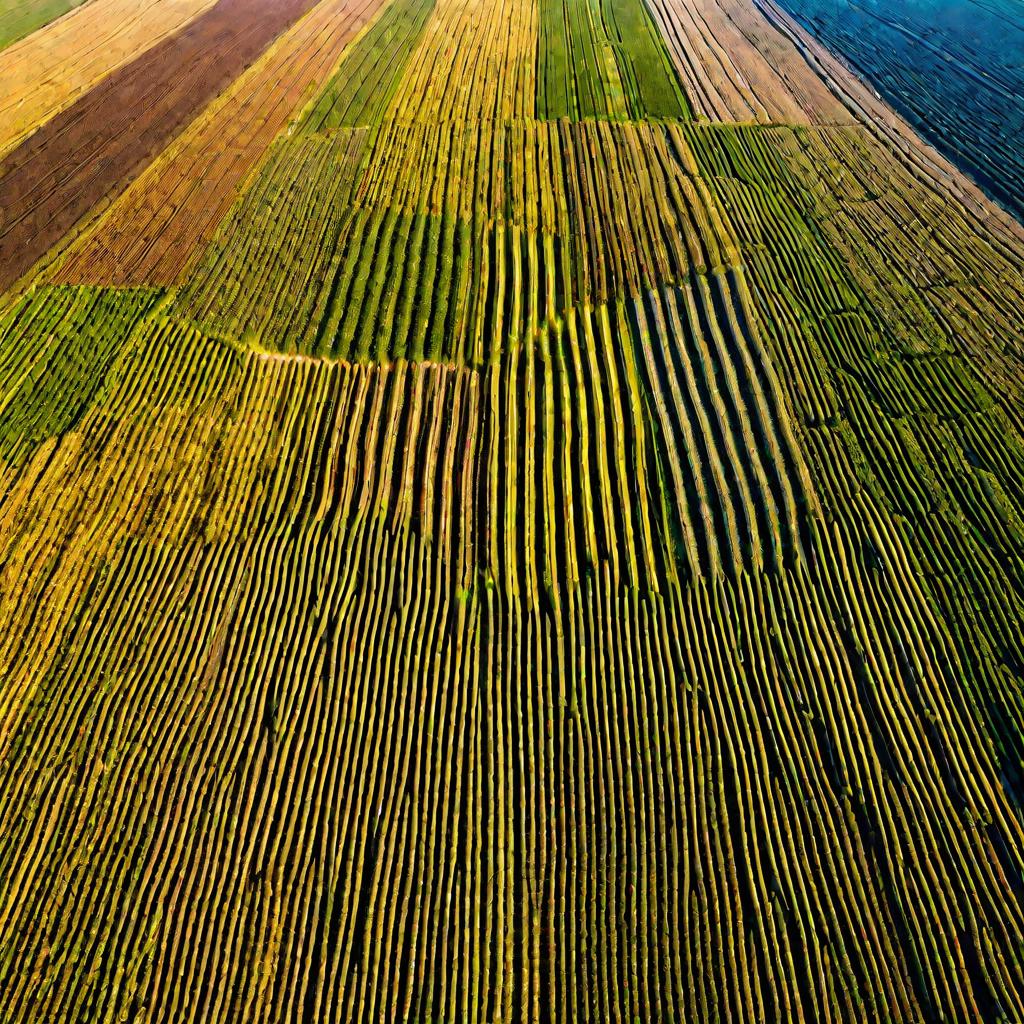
[0,0,321,293]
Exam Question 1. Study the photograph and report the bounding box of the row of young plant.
[1,399,1022,1020]
[175,118,737,363]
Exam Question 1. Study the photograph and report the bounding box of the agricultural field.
[0,0,89,50]
[778,0,1024,222]
[0,0,1023,1020]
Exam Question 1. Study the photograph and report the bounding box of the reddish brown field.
[0,0,219,162]
[54,0,389,287]
[0,0,321,292]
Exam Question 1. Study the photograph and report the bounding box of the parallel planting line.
[50,0,391,288]
[0,0,219,160]
[0,0,325,292]
[0,0,1023,1018]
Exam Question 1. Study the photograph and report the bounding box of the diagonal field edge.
[0,0,324,293]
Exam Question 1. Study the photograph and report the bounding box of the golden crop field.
[0,0,1023,1019]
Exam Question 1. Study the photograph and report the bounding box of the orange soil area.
[53,0,391,288]
[0,0,219,161]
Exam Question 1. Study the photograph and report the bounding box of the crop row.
[537,0,689,120]
[0,4,1023,1018]
[176,119,736,360]
[0,293,1021,1017]
[51,0,390,289]
[0,264,809,606]
[0,0,337,295]
[773,0,1024,224]
[0,287,158,462]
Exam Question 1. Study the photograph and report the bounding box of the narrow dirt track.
[0,0,321,292]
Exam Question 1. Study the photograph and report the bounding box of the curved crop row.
[175,119,737,362]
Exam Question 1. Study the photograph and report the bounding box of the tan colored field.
[644,0,850,122]
[0,0,218,159]
[52,0,389,286]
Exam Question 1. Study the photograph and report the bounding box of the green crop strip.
[0,286,159,460]
[0,0,90,51]
[300,0,436,131]
[537,0,690,120]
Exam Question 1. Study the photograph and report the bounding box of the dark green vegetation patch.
[300,0,436,131]
[0,286,159,458]
[537,0,690,120]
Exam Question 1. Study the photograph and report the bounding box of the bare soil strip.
[0,0,321,293]
[0,0,219,161]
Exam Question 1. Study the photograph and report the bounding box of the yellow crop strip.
[0,0,219,159]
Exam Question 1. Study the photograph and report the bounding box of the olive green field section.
[0,284,1022,1019]
[0,286,158,460]
[536,0,691,119]
[299,0,436,131]
[0,0,90,50]
[686,122,1024,794]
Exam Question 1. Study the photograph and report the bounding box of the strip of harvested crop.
[51,0,390,289]
[0,0,91,51]
[0,0,329,294]
[0,0,219,161]
[642,0,849,123]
